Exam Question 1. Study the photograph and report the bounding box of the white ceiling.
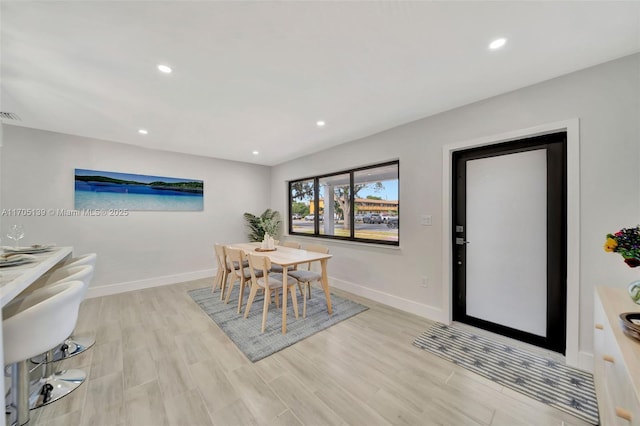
[1,1,639,166]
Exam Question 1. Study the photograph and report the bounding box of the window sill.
[284,233,401,251]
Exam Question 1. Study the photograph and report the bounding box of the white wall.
[271,53,640,361]
[1,54,637,362]
[1,126,271,295]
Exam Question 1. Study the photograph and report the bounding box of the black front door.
[452,132,567,354]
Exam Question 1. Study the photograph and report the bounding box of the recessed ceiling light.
[316,120,326,127]
[489,38,507,50]
[157,64,172,74]
[252,150,259,155]
[138,129,148,135]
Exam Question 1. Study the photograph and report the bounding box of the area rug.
[188,286,368,362]
[413,323,598,425]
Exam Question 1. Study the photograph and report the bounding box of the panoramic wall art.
[74,169,204,211]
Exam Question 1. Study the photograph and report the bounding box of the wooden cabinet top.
[596,286,640,403]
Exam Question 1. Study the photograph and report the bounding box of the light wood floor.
[29,278,590,426]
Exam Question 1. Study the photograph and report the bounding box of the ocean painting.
[75,169,204,211]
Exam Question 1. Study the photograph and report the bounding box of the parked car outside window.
[363,213,383,224]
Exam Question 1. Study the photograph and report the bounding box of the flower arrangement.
[604,225,640,268]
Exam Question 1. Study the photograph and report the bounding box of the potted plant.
[243,209,281,242]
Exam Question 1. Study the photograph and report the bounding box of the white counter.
[0,246,73,424]
[0,247,72,307]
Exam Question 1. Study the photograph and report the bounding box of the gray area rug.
[414,323,598,425]
[189,286,368,362]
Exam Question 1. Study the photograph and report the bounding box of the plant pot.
[627,280,640,304]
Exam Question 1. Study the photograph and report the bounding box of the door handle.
[455,238,470,245]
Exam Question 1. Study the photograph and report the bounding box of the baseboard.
[578,350,594,373]
[86,268,216,299]
[86,269,446,324]
[330,277,447,323]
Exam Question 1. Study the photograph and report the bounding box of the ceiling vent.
[0,112,21,121]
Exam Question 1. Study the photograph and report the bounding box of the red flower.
[624,258,640,268]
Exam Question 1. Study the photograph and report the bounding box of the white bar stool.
[59,253,97,269]
[24,253,97,295]
[3,281,86,426]
[26,265,95,364]
[53,254,97,348]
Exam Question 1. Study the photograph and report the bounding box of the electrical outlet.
[420,276,428,288]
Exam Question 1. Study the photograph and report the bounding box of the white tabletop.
[0,246,73,307]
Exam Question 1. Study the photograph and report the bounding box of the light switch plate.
[421,215,432,226]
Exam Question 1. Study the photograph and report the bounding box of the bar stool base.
[31,335,95,364]
[29,369,86,409]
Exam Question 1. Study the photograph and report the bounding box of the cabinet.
[594,287,640,425]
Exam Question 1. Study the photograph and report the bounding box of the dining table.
[228,242,333,334]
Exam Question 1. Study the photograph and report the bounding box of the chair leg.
[212,269,222,293]
[308,282,312,299]
[224,276,237,304]
[244,284,259,318]
[261,287,270,333]
[303,283,308,318]
[219,269,229,300]
[290,285,299,319]
[237,279,247,314]
[297,282,304,298]
[274,288,280,308]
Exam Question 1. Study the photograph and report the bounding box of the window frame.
[288,160,399,246]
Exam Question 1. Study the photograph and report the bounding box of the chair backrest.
[63,253,97,269]
[225,247,246,278]
[214,244,227,270]
[41,252,96,290]
[3,281,85,364]
[301,244,329,270]
[304,244,329,255]
[46,265,94,300]
[247,253,271,287]
[282,241,301,249]
[3,265,92,320]
[47,264,94,287]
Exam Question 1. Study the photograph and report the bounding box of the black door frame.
[452,132,567,354]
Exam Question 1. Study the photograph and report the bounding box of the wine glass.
[7,225,25,248]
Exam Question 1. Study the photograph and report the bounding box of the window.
[290,178,315,234]
[289,161,399,245]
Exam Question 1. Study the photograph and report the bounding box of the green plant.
[243,209,281,242]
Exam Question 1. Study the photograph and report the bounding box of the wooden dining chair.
[225,247,263,314]
[213,244,232,300]
[270,241,301,274]
[287,244,329,318]
[245,253,298,333]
